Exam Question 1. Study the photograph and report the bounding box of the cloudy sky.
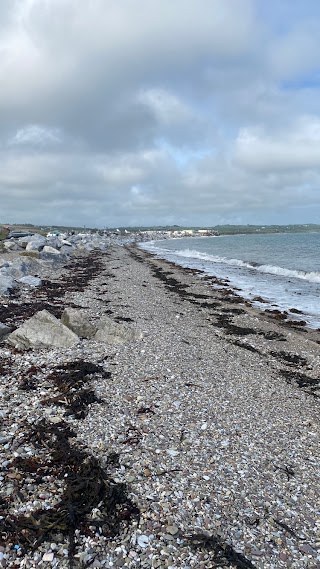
[1,0,320,228]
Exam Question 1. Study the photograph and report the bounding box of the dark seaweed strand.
[186,533,257,569]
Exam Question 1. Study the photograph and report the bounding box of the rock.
[7,310,80,350]
[0,275,16,295]
[46,238,62,249]
[4,259,37,279]
[48,416,63,424]
[0,323,12,338]
[61,308,97,338]
[94,316,143,345]
[0,435,11,444]
[166,525,179,536]
[42,245,61,255]
[166,449,179,457]
[18,276,42,287]
[42,552,54,562]
[299,544,317,556]
[3,240,19,251]
[25,235,46,251]
[137,535,150,548]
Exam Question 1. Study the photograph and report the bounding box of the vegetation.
[0,227,9,241]
[2,222,320,236]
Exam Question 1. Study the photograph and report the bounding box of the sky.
[1,0,320,228]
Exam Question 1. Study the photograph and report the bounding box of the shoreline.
[139,238,320,332]
[0,244,319,568]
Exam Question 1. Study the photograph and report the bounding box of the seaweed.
[137,405,155,415]
[0,253,104,328]
[185,532,257,568]
[270,351,308,367]
[261,331,286,341]
[281,370,320,390]
[41,360,110,418]
[41,389,103,419]
[233,340,261,354]
[0,420,139,567]
[215,314,257,336]
[264,309,288,321]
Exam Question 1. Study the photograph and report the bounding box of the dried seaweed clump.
[0,419,139,567]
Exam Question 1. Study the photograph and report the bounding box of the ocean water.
[141,232,320,329]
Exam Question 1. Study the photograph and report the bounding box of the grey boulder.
[18,275,42,287]
[0,275,16,295]
[42,246,61,255]
[3,241,19,251]
[61,308,97,339]
[4,258,39,279]
[94,316,143,345]
[7,310,80,350]
[26,235,46,251]
[0,323,12,338]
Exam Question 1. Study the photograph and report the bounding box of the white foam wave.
[160,248,320,284]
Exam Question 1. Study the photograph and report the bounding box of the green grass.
[0,228,9,241]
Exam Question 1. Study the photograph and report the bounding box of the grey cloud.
[1,0,320,227]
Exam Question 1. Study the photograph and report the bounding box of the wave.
[147,246,320,284]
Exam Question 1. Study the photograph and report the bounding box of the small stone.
[166,449,179,457]
[137,534,149,548]
[49,417,63,424]
[0,436,11,444]
[299,544,316,556]
[251,547,263,556]
[166,525,179,536]
[42,552,54,561]
[279,552,288,562]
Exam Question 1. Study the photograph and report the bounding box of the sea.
[140,232,320,329]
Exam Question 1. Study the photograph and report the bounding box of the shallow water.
[141,232,320,328]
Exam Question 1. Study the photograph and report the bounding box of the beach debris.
[281,369,320,392]
[215,313,257,336]
[0,419,140,567]
[262,330,286,341]
[137,405,155,415]
[270,350,308,367]
[185,532,257,568]
[40,360,109,419]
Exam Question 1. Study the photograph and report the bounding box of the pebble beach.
[0,242,319,568]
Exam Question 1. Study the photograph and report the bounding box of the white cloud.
[8,124,62,146]
[235,116,320,171]
[0,1,320,227]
